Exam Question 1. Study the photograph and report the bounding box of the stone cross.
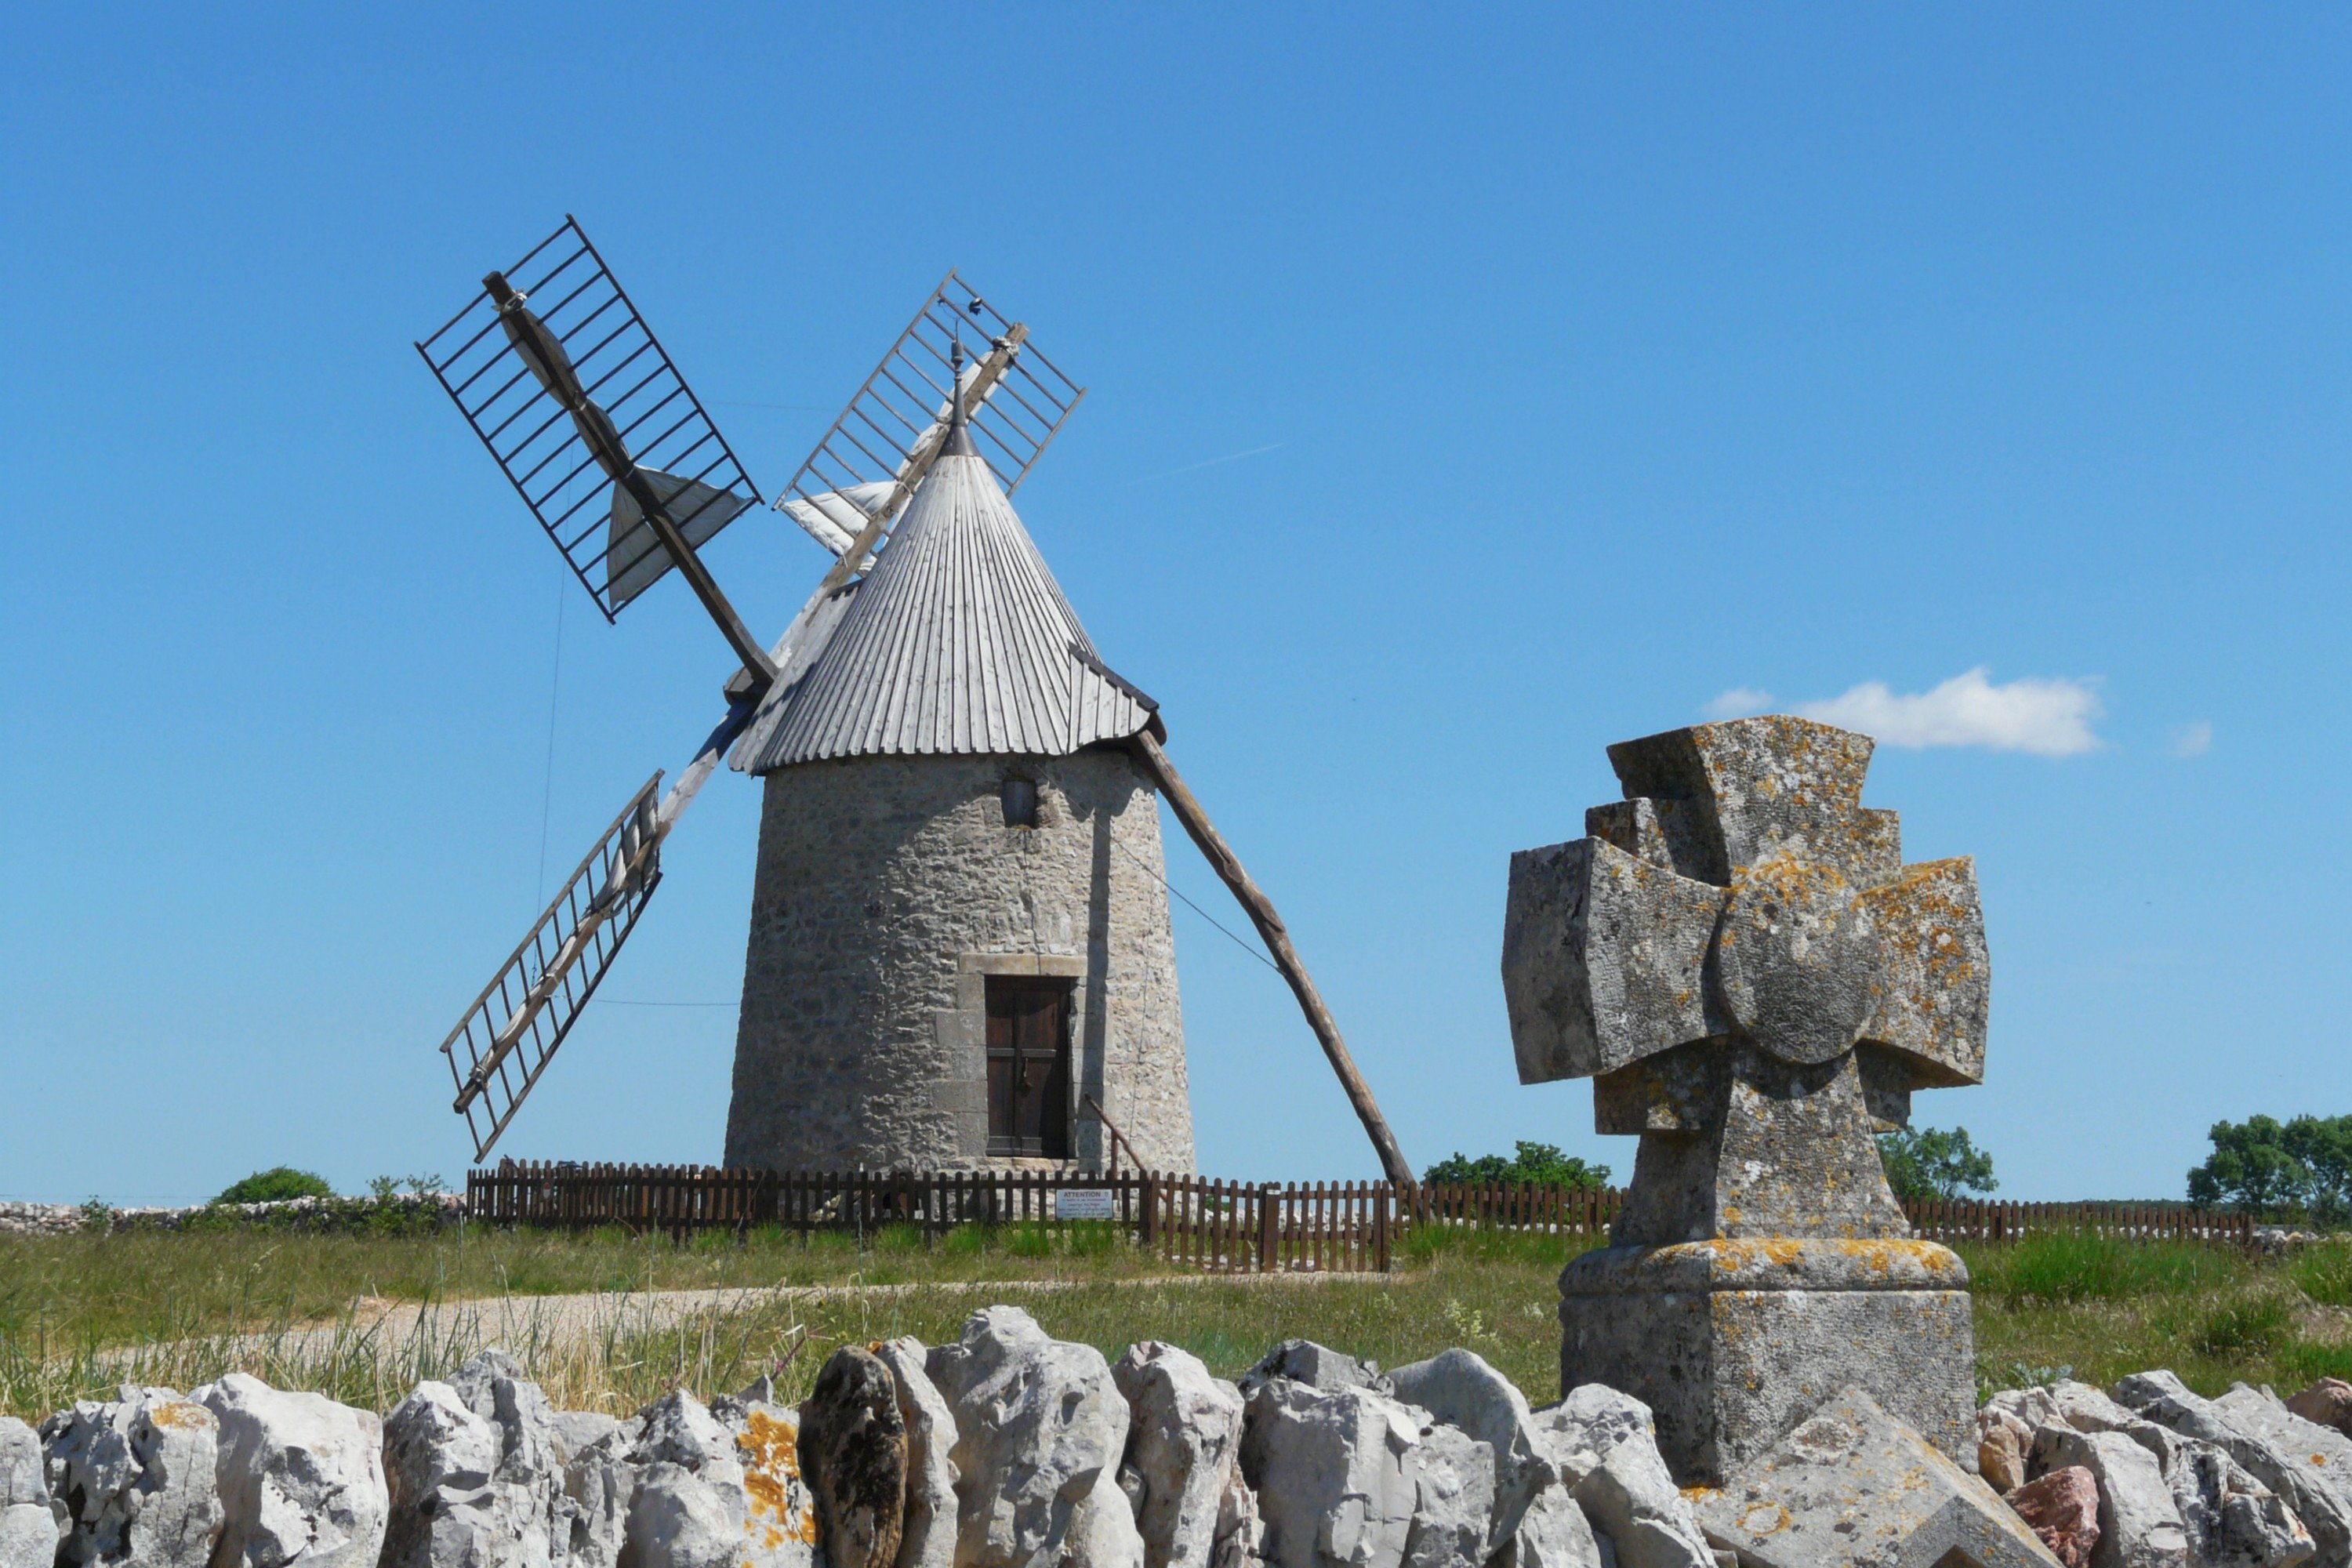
[1502,714,1990,1244]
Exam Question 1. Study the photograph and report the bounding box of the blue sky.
[3,5,2347,1203]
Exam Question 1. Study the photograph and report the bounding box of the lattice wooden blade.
[416,216,764,622]
[775,270,1084,562]
[440,774,665,1160]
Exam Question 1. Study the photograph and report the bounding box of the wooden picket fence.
[1142,1176,1392,1273]
[466,1163,2274,1267]
[1899,1198,2259,1245]
[467,1163,1150,1240]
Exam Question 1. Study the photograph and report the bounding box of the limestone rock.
[1531,1388,1710,1568]
[2011,1468,2102,1568]
[1236,1343,1390,1401]
[2164,1441,2313,1568]
[876,1338,961,1568]
[1991,1389,2071,1439]
[1211,1469,1265,1568]
[559,1428,633,1568]
[0,1417,58,1568]
[1984,1425,2031,1494]
[1982,1377,2309,1568]
[549,1414,625,1465]
[1690,1386,2060,1568]
[2118,1374,2352,1568]
[1388,1349,1555,1548]
[800,1346,907,1568]
[726,1399,819,1568]
[42,1385,224,1568]
[1066,1468,1148,1568]
[618,1391,814,1568]
[2286,1384,2352,1440]
[379,1381,504,1568]
[2053,1383,2161,1441]
[385,1350,578,1568]
[1505,1486,1604,1568]
[1112,1343,1248,1568]
[447,1351,567,1490]
[1401,1423,1494,1568]
[1238,1380,1421,1568]
[2033,1427,2188,1568]
[196,1372,389,1568]
[626,1464,741,1568]
[633,1392,739,1475]
[925,1306,1130,1568]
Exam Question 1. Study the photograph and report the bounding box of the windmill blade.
[436,557,864,1159]
[608,470,755,610]
[779,480,898,557]
[775,271,1086,569]
[416,216,775,684]
[439,773,666,1161]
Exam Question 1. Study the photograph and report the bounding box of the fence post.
[1141,1172,1159,1250]
[1258,1184,1279,1274]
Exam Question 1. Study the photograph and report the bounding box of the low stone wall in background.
[0,1192,465,1237]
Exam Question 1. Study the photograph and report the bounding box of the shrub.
[212,1167,333,1206]
[1423,1142,1610,1189]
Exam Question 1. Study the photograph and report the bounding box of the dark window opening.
[1001,775,1039,829]
[986,975,1071,1158]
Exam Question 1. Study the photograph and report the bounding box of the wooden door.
[986,977,1071,1158]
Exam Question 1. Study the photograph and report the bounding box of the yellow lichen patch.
[1739,1501,1793,1537]
[147,1400,209,1431]
[739,1407,817,1547]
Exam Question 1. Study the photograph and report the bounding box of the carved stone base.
[1557,1238,1975,1486]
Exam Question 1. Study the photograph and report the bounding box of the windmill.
[415,217,1413,1184]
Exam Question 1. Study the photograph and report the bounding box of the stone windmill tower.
[720,370,1190,1173]
[417,234,1410,1181]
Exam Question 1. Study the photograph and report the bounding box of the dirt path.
[115,1269,1374,1367]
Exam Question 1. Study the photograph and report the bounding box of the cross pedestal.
[1502,717,1991,1485]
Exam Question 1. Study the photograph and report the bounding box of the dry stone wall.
[24,1304,2351,1568]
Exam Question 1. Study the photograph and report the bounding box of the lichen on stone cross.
[1501,715,1988,1244]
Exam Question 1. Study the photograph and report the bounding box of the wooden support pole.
[1128,731,1415,1186]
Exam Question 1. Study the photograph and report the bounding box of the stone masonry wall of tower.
[724,747,1195,1173]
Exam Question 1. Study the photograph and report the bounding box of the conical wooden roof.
[730,452,1157,773]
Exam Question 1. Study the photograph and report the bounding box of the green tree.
[2284,1116,2352,1222]
[1423,1141,1610,1189]
[1875,1126,1998,1202]
[213,1167,333,1205]
[2190,1116,2311,1217]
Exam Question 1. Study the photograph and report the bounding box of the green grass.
[0,1218,1178,1361]
[11,1221,2352,1424]
[0,1220,1573,1420]
[1959,1232,2352,1400]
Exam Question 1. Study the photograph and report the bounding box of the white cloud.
[1702,687,1776,720]
[1794,668,2103,757]
[2167,721,2213,759]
